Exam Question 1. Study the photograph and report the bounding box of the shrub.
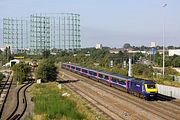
[0,72,4,82]
[35,59,57,81]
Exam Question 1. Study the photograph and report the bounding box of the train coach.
[61,63,158,100]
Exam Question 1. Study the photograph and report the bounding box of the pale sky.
[0,0,180,48]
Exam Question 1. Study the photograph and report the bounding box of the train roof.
[132,78,156,84]
[111,73,132,79]
[63,63,155,83]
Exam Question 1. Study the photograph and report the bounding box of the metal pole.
[162,3,167,78]
[128,56,132,77]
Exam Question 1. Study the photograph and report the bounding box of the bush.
[35,59,57,81]
[12,62,30,83]
[0,72,4,82]
[133,64,154,78]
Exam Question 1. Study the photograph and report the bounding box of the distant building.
[128,50,146,54]
[96,44,102,49]
[109,48,121,54]
[157,49,168,55]
[150,42,156,47]
[169,49,180,56]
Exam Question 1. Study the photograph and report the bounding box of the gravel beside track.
[6,82,33,120]
[0,73,13,119]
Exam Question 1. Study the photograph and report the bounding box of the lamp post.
[162,3,167,78]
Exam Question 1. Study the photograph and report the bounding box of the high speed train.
[62,63,158,100]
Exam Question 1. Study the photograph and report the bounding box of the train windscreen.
[147,84,156,89]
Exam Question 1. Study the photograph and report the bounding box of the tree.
[154,52,162,66]
[167,46,174,49]
[123,43,131,49]
[42,50,51,58]
[0,72,4,82]
[35,59,57,82]
[171,56,180,67]
[133,52,144,63]
[133,64,154,78]
[165,67,178,75]
[12,62,30,84]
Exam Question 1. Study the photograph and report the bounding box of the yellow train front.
[128,79,158,99]
[143,81,158,99]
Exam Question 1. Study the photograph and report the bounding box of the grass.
[28,82,108,120]
[30,83,84,120]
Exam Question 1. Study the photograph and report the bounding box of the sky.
[0,0,180,48]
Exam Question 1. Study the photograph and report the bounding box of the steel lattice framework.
[2,13,81,54]
[30,14,51,54]
[49,13,81,50]
[3,17,29,53]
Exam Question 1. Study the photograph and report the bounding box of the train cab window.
[147,84,155,89]
[67,65,70,68]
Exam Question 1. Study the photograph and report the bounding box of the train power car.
[61,63,158,100]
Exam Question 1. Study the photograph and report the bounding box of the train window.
[112,77,118,83]
[89,71,93,75]
[92,72,97,76]
[147,84,155,89]
[67,65,70,68]
[82,69,88,73]
[76,67,81,71]
[104,75,109,80]
[117,79,126,85]
[71,66,75,69]
[99,74,103,78]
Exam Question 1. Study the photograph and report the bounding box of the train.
[61,63,158,100]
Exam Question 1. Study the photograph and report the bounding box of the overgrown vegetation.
[0,46,12,65]
[133,64,154,78]
[9,45,179,86]
[28,82,107,120]
[0,72,5,83]
[52,47,180,86]
[12,61,30,84]
[34,85,84,119]
[35,59,57,82]
[154,53,180,67]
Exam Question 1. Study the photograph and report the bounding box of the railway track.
[66,83,118,120]
[61,68,180,120]
[59,71,149,120]
[6,81,33,120]
[0,73,13,118]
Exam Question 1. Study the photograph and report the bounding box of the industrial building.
[1,13,81,54]
[168,49,180,56]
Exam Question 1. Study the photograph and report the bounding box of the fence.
[157,84,180,99]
